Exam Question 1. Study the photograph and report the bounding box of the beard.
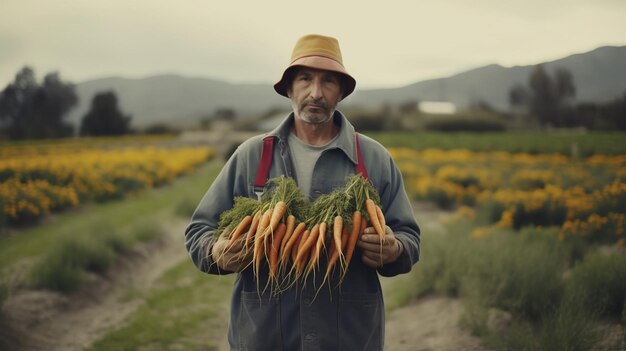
[295,98,334,124]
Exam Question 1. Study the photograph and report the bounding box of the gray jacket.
[185,111,421,351]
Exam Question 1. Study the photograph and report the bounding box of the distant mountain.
[68,74,285,127]
[347,45,626,111]
[68,45,626,127]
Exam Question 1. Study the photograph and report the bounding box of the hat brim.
[273,56,356,98]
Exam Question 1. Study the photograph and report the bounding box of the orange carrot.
[316,221,327,260]
[292,229,308,263]
[340,225,349,251]
[244,210,261,249]
[227,215,253,247]
[322,226,349,287]
[282,221,305,264]
[365,198,384,237]
[375,205,386,232]
[254,208,272,278]
[332,215,343,260]
[296,224,319,264]
[295,224,319,276]
[257,208,272,238]
[269,222,287,279]
[338,225,349,268]
[279,215,296,258]
[344,211,362,267]
[361,216,367,236]
[268,201,287,234]
[306,224,326,274]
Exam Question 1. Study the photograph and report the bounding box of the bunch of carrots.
[214,174,386,295]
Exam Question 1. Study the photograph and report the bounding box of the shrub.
[175,198,199,218]
[0,281,7,310]
[31,237,115,292]
[510,201,567,230]
[101,230,133,253]
[29,221,162,293]
[415,222,566,321]
[142,124,180,135]
[349,112,387,131]
[565,253,626,319]
[132,222,162,242]
[461,228,565,321]
[422,113,507,132]
[535,293,601,351]
[411,231,455,297]
[432,223,606,350]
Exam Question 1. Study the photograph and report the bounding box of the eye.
[324,75,340,85]
[297,74,311,81]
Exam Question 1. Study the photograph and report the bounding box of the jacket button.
[303,297,311,304]
[304,333,315,342]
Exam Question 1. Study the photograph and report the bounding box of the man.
[185,34,420,351]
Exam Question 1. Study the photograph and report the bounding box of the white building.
[419,101,457,115]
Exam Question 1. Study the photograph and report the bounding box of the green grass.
[0,160,223,279]
[381,270,421,314]
[412,219,614,350]
[87,261,235,351]
[367,131,626,156]
[565,253,626,320]
[30,222,162,292]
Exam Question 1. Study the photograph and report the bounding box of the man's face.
[288,68,343,125]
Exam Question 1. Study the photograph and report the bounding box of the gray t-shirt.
[288,131,339,198]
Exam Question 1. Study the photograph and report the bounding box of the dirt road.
[3,220,190,351]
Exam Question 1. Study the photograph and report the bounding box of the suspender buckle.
[253,188,264,201]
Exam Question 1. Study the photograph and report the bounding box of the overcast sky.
[2,0,625,89]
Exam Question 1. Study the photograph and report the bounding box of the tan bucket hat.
[274,34,356,98]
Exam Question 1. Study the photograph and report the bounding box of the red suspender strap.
[253,133,367,195]
[355,132,369,180]
[254,136,275,190]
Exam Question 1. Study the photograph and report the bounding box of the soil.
[385,296,486,351]
[2,204,490,351]
[2,219,190,351]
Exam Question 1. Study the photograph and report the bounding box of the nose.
[309,79,323,100]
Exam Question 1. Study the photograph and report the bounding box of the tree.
[554,68,576,101]
[529,65,558,126]
[0,67,76,139]
[510,65,577,127]
[80,91,132,136]
[508,84,529,111]
[601,92,626,130]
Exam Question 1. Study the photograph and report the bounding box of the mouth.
[304,104,326,112]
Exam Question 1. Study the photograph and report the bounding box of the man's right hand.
[211,232,253,272]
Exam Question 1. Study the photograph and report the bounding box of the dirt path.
[4,219,190,351]
[383,202,487,351]
[385,296,486,351]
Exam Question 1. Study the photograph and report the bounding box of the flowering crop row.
[1,137,213,225]
[391,148,626,245]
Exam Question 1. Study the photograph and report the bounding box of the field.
[0,135,213,227]
[368,131,625,156]
[389,144,626,350]
[1,131,625,351]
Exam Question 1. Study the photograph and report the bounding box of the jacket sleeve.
[375,153,421,277]
[184,144,253,275]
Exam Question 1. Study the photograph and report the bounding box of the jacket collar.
[268,110,359,165]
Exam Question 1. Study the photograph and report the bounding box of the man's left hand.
[357,226,403,268]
